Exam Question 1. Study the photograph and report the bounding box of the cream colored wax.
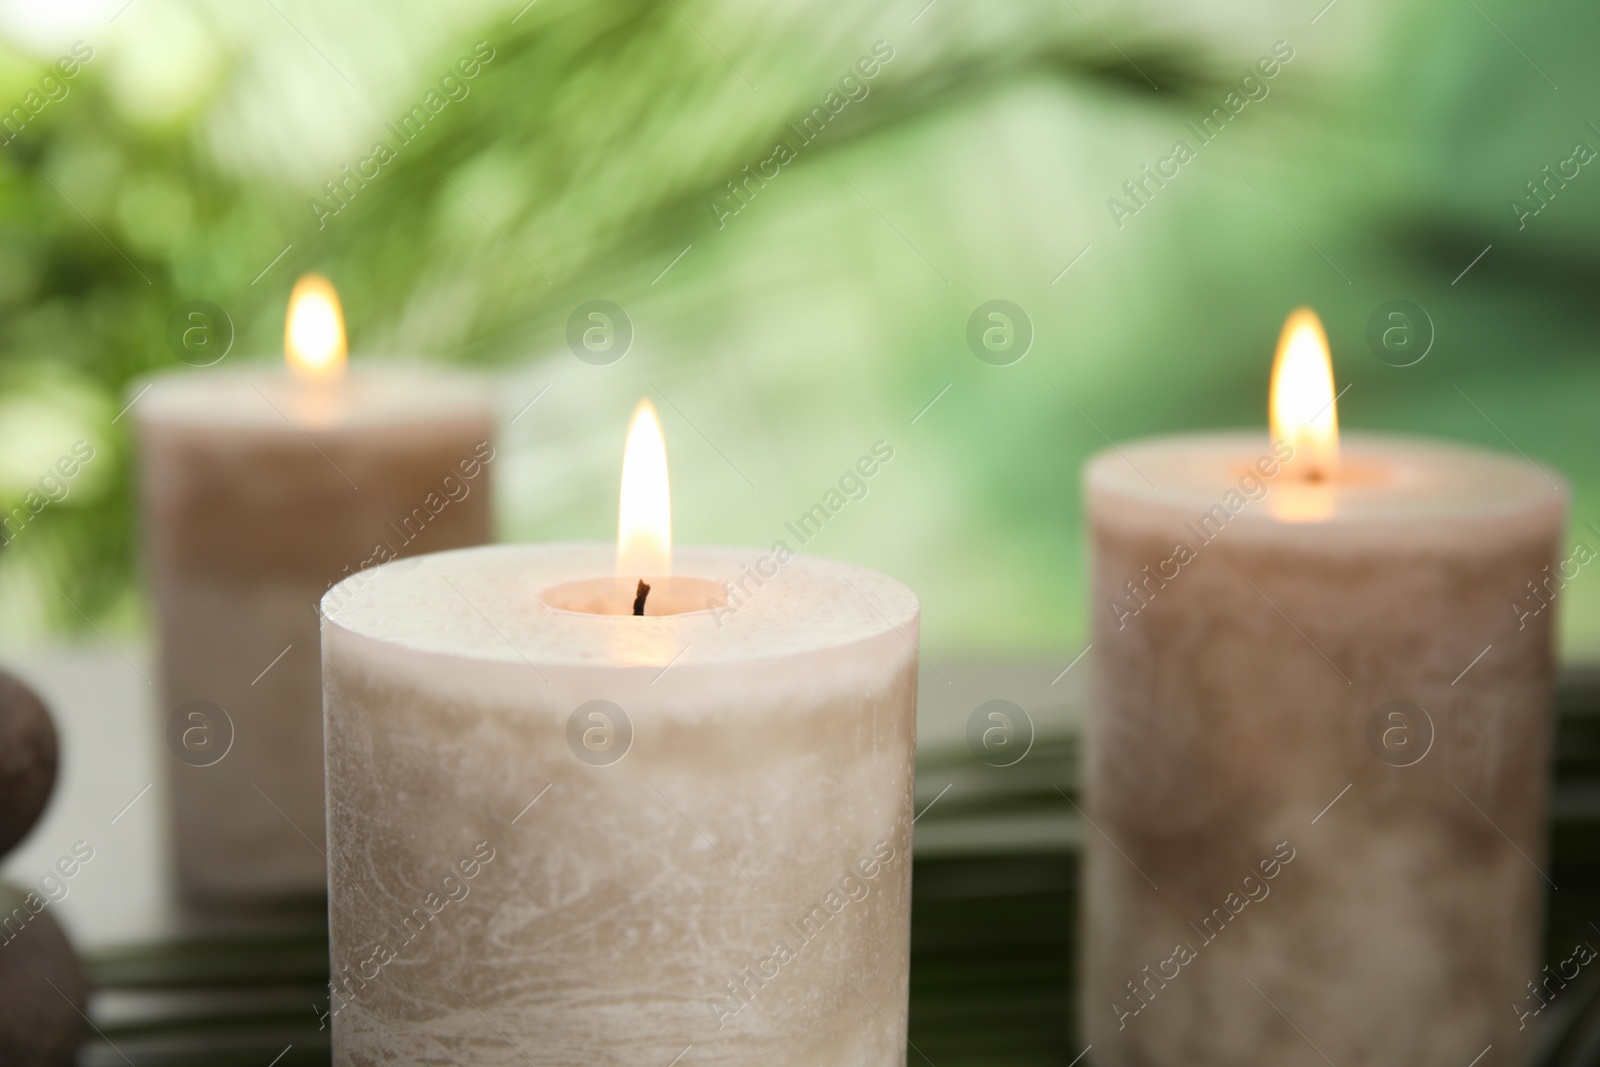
[1083,433,1567,1065]
[134,368,493,902]
[320,543,918,1065]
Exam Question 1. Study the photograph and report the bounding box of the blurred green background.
[0,0,1594,661]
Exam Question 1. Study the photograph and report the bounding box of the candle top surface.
[321,543,919,668]
[132,366,491,431]
[1087,432,1566,529]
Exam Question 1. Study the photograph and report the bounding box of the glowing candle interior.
[539,401,723,623]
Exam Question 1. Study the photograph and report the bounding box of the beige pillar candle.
[1082,311,1567,1065]
[319,405,918,1065]
[134,277,494,902]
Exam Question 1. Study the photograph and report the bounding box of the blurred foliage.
[0,0,1595,659]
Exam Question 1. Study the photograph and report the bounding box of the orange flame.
[1269,308,1338,481]
[284,274,347,382]
[617,399,671,577]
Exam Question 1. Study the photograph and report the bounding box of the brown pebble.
[0,880,86,1066]
[0,671,58,858]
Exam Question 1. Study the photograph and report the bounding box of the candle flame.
[617,399,671,578]
[1269,308,1338,481]
[284,274,347,382]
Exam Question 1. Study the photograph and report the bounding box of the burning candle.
[1082,310,1567,1065]
[320,401,918,1065]
[133,276,494,903]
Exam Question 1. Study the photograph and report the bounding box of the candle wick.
[633,580,651,616]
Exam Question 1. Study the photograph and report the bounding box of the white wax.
[1083,432,1567,1066]
[321,543,919,1066]
[134,366,494,902]
[136,366,491,430]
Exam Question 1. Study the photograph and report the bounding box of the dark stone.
[0,671,57,858]
[0,881,86,1066]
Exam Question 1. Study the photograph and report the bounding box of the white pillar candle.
[134,277,494,902]
[1082,312,1567,1065]
[319,404,918,1065]
[321,545,918,1064]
